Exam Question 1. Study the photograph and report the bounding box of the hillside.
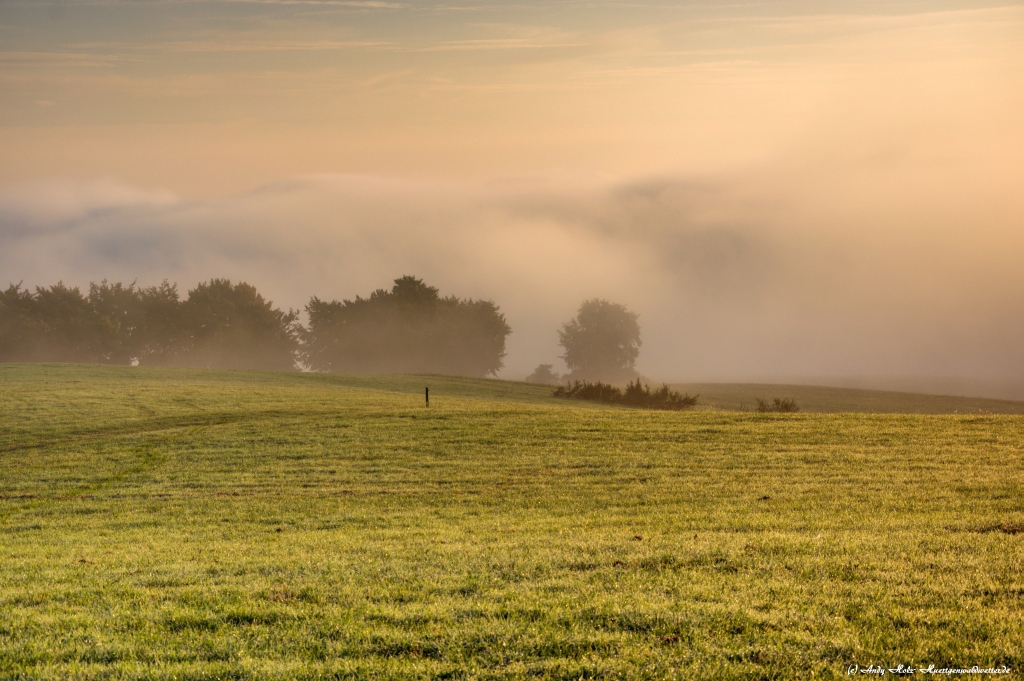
[671,382,1024,414]
[1,364,1022,679]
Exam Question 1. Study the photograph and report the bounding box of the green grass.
[671,383,1024,414]
[1,363,1022,680]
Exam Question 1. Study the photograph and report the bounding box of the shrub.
[525,364,561,385]
[554,379,697,411]
[756,397,799,413]
[622,380,699,410]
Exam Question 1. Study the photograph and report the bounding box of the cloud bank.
[3,162,1023,396]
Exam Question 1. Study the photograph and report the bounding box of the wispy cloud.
[7,0,404,6]
[105,39,392,52]
[0,51,127,67]
[232,0,402,5]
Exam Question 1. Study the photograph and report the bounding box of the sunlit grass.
[1,364,1022,679]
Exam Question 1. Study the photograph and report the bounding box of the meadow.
[670,383,1024,415]
[1,364,1022,680]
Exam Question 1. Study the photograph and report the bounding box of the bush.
[554,379,697,411]
[756,397,799,413]
[525,364,561,385]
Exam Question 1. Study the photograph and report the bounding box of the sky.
[1,0,1023,393]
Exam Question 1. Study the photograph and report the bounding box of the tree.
[302,276,511,377]
[558,299,641,382]
[133,281,187,366]
[0,278,299,370]
[29,282,117,363]
[177,279,300,371]
[87,280,141,364]
[2,281,142,364]
[0,283,43,362]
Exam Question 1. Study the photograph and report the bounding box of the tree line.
[0,276,510,376]
[2,276,651,383]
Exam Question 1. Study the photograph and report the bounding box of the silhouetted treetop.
[389,275,440,307]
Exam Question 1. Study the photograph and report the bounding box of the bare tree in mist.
[301,276,510,377]
[559,299,641,383]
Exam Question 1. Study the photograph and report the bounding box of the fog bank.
[2,160,1022,394]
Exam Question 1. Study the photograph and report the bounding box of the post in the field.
[426,386,429,406]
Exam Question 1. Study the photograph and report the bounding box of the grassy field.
[1,364,1022,680]
[669,383,1024,415]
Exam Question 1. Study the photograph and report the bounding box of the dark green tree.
[33,282,117,363]
[302,276,510,377]
[178,279,300,371]
[133,281,187,366]
[87,280,142,364]
[558,299,641,382]
[2,281,132,363]
[1,278,300,370]
[0,283,43,362]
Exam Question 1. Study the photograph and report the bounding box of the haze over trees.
[178,279,300,371]
[559,299,641,383]
[2,276,510,376]
[0,279,299,371]
[0,281,180,365]
[302,276,511,377]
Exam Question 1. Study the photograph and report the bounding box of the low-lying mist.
[2,159,1022,397]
